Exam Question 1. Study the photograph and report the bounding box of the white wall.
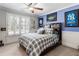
[62,31,79,49]
[0,10,6,44]
[0,7,38,45]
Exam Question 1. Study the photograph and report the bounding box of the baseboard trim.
[4,41,18,46]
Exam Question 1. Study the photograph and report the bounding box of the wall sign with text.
[65,9,79,27]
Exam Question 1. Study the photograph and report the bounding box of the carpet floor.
[0,43,78,56]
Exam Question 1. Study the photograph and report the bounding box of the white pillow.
[37,28,45,34]
[44,25,50,28]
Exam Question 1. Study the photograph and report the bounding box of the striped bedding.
[18,33,59,56]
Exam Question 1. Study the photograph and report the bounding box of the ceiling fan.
[24,3,43,13]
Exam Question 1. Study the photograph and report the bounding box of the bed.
[18,23,62,56]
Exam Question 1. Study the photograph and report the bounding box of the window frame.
[6,13,30,36]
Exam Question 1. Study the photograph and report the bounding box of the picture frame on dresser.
[65,9,79,27]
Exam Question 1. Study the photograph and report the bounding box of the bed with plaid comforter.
[19,33,59,56]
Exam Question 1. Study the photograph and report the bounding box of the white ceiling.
[0,3,77,16]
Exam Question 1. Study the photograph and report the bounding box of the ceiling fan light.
[29,7,33,10]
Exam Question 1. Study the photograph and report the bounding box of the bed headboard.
[44,23,62,44]
[40,23,62,55]
[50,23,62,44]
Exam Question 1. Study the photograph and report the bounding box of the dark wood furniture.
[0,40,4,47]
[40,23,62,56]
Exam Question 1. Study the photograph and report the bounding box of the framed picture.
[47,12,57,21]
[38,18,43,27]
[65,9,79,27]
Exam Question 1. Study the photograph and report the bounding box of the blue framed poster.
[65,9,79,27]
[38,18,43,27]
[47,12,57,21]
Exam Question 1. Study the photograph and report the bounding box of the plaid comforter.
[19,33,58,56]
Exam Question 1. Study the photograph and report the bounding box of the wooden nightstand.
[0,40,4,47]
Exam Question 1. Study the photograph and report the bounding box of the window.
[20,17,26,34]
[14,16,20,34]
[7,13,30,35]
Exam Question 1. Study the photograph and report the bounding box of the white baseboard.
[4,36,18,45]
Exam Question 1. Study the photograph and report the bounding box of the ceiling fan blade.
[28,3,32,6]
[24,3,43,13]
[24,3,28,6]
[24,3,32,6]
[24,3,37,7]
[33,7,43,10]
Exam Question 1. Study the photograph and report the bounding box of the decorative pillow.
[44,24,50,28]
[53,29,58,34]
[37,28,45,34]
[45,28,53,34]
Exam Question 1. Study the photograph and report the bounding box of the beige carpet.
[45,45,79,56]
[0,43,78,56]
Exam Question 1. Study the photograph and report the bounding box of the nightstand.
[0,40,4,47]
